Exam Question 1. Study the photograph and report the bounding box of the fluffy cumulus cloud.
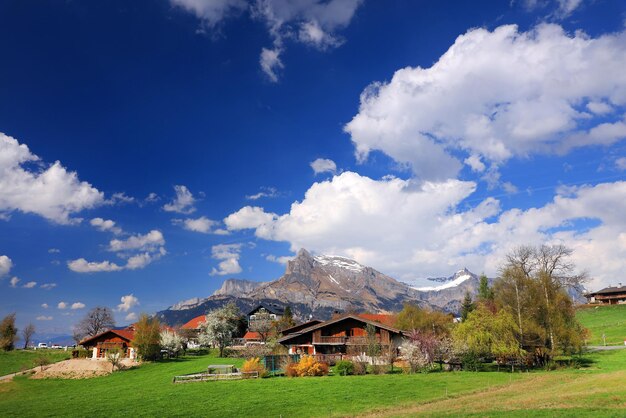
[210,243,243,276]
[310,158,337,175]
[616,157,626,171]
[68,229,166,273]
[90,218,123,235]
[67,258,123,273]
[224,171,626,288]
[117,294,139,312]
[163,185,196,214]
[9,276,20,287]
[345,24,626,182]
[22,281,37,288]
[71,302,85,310]
[174,216,228,234]
[58,302,67,309]
[0,255,12,277]
[125,312,138,322]
[0,133,104,223]
[108,230,165,252]
[172,0,363,81]
[41,303,49,309]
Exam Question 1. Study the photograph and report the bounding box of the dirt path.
[1,358,138,381]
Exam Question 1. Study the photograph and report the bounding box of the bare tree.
[74,307,115,342]
[22,323,35,349]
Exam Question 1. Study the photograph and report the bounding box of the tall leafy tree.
[496,244,587,361]
[477,274,494,301]
[133,314,162,361]
[198,302,240,357]
[460,292,475,322]
[395,303,453,336]
[0,313,18,351]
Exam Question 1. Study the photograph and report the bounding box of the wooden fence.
[172,371,258,383]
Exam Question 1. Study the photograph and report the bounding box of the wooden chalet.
[585,285,626,305]
[79,327,136,359]
[277,314,407,363]
[247,303,285,326]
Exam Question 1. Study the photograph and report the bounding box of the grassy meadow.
[0,349,624,417]
[576,304,626,346]
[0,349,71,376]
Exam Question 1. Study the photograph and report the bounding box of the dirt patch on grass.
[31,358,138,379]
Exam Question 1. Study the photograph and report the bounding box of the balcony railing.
[313,336,385,345]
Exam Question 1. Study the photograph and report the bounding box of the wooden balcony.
[312,336,386,345]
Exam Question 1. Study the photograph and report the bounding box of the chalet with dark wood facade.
[79,327,136,359]
[277,314,407,363]
[585,285,626,305]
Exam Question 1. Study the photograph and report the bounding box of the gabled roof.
[280,320,323,335]
[358,314,396,327]
[247,303,285,316]
[79,328,134,346]
[243,331,262,340]
[587,285,626,296]
[181,315,206,329]
[277,314,406,344]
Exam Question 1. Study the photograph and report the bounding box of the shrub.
[368,364,386,375]
[286,355,330,377]
[353,361,367,375]
[72,349,90,359]
[285,362,299,377]
[241,357,267,378]
[335,360,354,376]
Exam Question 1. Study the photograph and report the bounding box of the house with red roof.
[277,314,407,364]
[79,326,137,359]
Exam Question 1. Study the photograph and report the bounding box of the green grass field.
[1,348,624,417]
[0,350,71,376]
[576,304,626,346]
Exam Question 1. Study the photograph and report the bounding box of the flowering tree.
[399,329,439,373]
[160,330,183,357]
[198,302,239,357]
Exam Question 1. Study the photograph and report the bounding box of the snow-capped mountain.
[158,250,484,325]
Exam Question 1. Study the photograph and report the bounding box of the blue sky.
[1,0,625,335]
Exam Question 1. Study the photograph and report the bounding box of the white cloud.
[9,276,20,288]
[41,303,49,309]
[145,192,160,202]
[223,171,626,289]
[555,0,583,16]
[266,254,293,264]
[48,248,61,254]
[464,155,486,173]
[0,133,104,223]
[90,218,123,235]
[108,230,165,252]
[616,157,626,171]
[125,252,161,270]
[173,0,362,81]
[246,187,279,201]
[175,216,220,233]
[22,281,37,288]
[125,312,138,322]
[224,206,277,238]
[260,47,283,83]
[117,294,139,312]
[587,101,613,115]
[40,283,57,290]
[170,0,247,28]
[58,302,67,310]
[0,255,13,277]
[210,243,243,276]
[310,158,337,175]
[345,24,626,181]
[36,316,53,321]
[67,258,123,273]
[71,302,85,310]
[163,185,196,214]
[106,192,135,205]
